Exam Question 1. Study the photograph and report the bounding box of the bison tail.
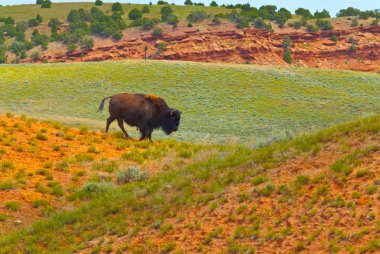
[97,96,111,112]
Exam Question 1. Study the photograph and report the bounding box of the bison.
[98,93,181,141]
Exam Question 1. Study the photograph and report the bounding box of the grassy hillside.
[0,2,227,22]
[0,114,224,235]
[0,114,378,253]
[1,60,379,145]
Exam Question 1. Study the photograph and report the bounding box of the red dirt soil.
[0,115,196,235]
[76,126,380,253]
[28,21,380,72]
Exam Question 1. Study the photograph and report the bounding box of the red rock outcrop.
[32,25,380,72]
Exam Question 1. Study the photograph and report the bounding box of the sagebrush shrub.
[116,166,149,184]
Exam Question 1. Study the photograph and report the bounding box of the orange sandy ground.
[0,114,182,235]
[80,132,379,253]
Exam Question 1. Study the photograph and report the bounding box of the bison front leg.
[138,124,149,141]
[148,127,153,142]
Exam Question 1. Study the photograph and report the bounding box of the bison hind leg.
[117,118,130,139]
[105,116,116,133]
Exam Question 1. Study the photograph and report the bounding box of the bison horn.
[167,109,175,117]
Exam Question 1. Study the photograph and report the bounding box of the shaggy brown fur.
[98,93,181,141]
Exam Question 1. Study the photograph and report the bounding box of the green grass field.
[0,2,227,22]
[1,60,379,145]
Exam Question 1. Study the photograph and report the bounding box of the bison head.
[161,108,181,135]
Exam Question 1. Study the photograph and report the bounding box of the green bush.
[294,21,302,29]
[365,185,377,195]
[32,32,49,50]
[130,17,160,30]
[166,14,179,27]
[73,182,115,200]
[314,9,330,19]
[294,175,309,189]
[116,166,149,184]
[30,52,40,61]
[156,42,166,51]
[160,6,173,21]
[283,35,292,49]
[331,35,338,42]
[5,201,20,211]
[337,7,361,17]
[348,37,358,51]
[157,0,168,5]
[2,24,16,38]
[282,35,293,64]
[20,50,27,59]
[111,2,123,12]
[58,32,84,44]
[187,11,210,23]
[49,182,64,196]
[235,15,250,29]
[41,0,52,8]
[36,133,47,141]
[210,1,218,7]
[212,17,221,25]
[283,48,292,64]
[275,9,291,28]
[37,14,43,22]
[351,19,359,27]
[128,8,142,20]
[141,5,150,13]
[0,16,15,25]
[295,8,312,18]
[253,17,272,30]
[86,8,126,38]
[112,31,123,40]
[80,36,94,50]
[28,18,40,27]
[259,183,275,196]
[251,175,269,186]
[0,45,7,64]
[49,18,62,29]
[14,28,26,42]
[306,24,319,32]
[67,43,78,52]
[316,19,334,30]
[152,27,163,36]
[95,0,103,6]
[10,41,27,54]
[0,214,8,221]
[0,31,4,44]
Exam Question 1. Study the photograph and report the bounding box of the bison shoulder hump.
[144,94,168,111]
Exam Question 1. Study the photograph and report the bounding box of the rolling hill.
[1,2,380,253]
[0,113,378,253]
[1,60,379,146]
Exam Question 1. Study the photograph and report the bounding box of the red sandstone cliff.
[34,25,380,72]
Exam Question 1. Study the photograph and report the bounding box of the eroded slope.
[0,114,379,253]
[0,114,219,236]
